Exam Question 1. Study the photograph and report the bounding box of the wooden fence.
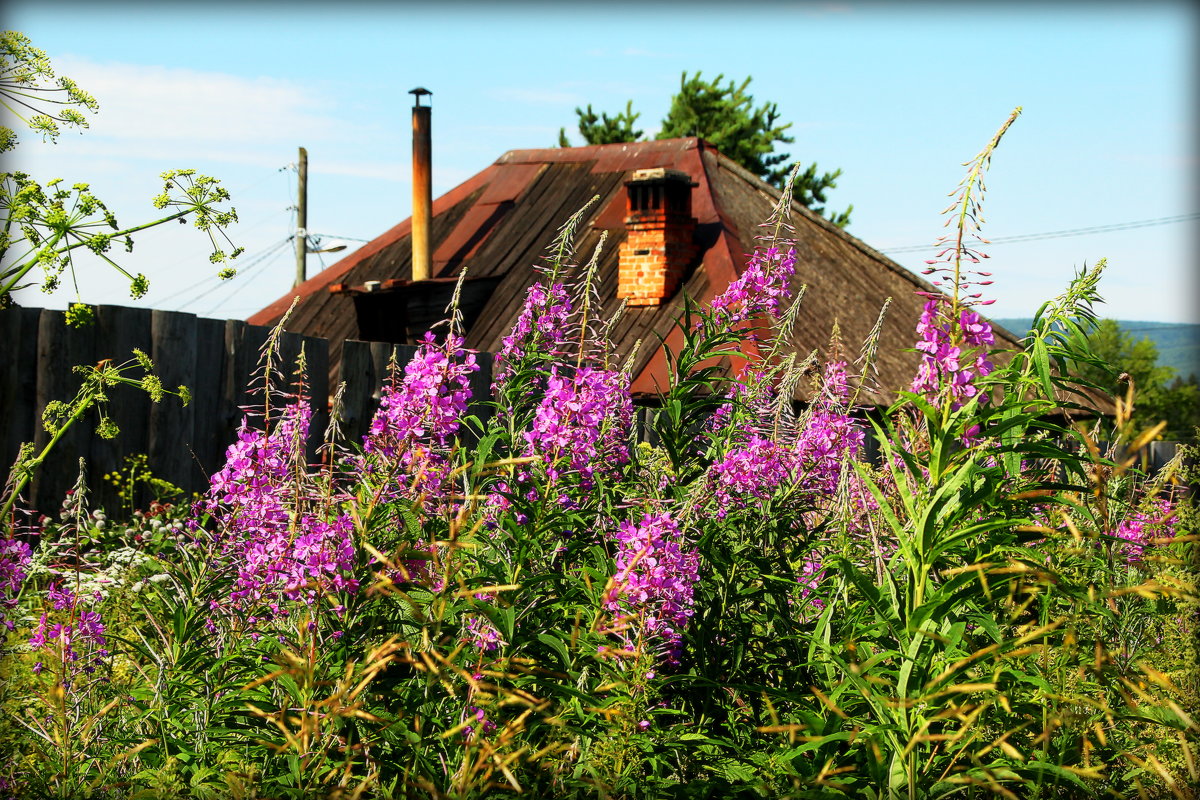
[1,305,492,517]
[0,304,1189,519]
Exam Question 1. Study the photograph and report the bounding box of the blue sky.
[4,1,1196,323]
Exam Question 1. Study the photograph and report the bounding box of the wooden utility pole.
[293,146,308,288]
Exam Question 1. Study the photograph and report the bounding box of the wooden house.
[249,137,1021,405]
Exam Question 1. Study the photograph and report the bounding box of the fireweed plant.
[2,109,1197,799]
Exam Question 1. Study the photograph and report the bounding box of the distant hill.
[993,318,1200,380]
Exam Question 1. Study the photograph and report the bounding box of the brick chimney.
[617,168,697,307]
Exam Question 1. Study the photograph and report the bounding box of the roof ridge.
[494,137,701,166]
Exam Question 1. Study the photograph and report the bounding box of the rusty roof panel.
[476,162,546,205]
[588,142,680,175]
[432,201,512,272]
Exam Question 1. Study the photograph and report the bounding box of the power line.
[880,213,1200,254]
[309,232,371,243]
[196,249,292,317]
[176,237,293,313]
[156,235,293,305]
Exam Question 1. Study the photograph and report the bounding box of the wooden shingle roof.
[249,138,1021,405]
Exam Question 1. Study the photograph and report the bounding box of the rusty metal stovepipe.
[410,87,432,282]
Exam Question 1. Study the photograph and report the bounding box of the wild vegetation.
[1,95,1196,800]
[0,30,242,315]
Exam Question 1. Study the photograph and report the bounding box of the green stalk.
[0,228,64,298]
[0,208,190,298]
[1,391,94,526]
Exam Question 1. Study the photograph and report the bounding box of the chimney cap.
[627,167,696,187]
[409,87,432,106]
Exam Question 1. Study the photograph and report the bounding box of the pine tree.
[559,101,642,147]
[559,72,851,227]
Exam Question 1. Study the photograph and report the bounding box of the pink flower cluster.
[1112,497,1177,563]
[209,401,311,514]
[604,512,700,665]
[206,401,359,622]
[795,364,865,496]
[495,281,573,382]
[387,542,443,590]
[29,582,108,681]
[708,435,794,518]
[364,332,479,501]
[797,553,826,612]
[911,299,995,409]
[522,365,633,489]
[0,537,32,631]
[464,611,505,653]
[707,361,863,513]
[710,246,797,326]
[462,704,498,740]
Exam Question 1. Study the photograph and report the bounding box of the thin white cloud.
[11,138,296,172]
[13,141,415,184]
[47,56,340,145]
[2,57,414,184]
[313,159,409,181]
[489,87,583,106]
[461,123,561,135]
[624,46,681,58]
[557,79,664,100]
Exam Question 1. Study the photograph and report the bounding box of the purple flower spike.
[363,331,479,504]
[1112,498,1177,563]
[494,281,574,384]
[604,512,699,666]
[709,435,794,518]
[711,246,797,326]
[0,537,33,631]
[204,394,363,625]
[911,298,995,415]
[522,365,633,490]
[29,582,109,683]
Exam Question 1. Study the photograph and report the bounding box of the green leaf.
[537,631,571,668]
[1022,760,1093,792]
[1032,337,1056,401]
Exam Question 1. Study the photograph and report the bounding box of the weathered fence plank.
[303,335,330,459]
[1,307,41,489]
[467,349,494,431]
[191,317,229,487]
[338,340,381,447]
[90,305,153,515]
[222,319,269,438]
[32,309,96,515]
[148,309,198,497]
